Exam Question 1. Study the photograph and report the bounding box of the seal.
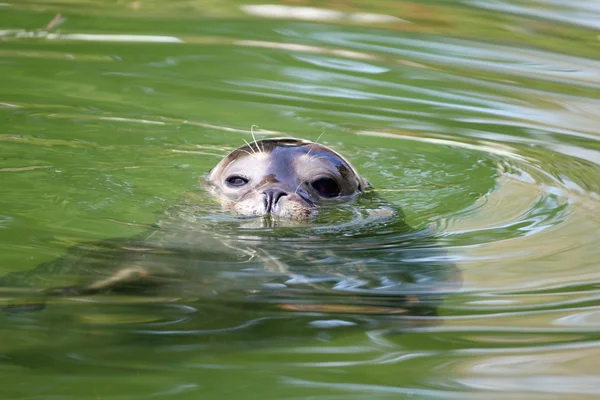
[207,138,369,219]
[1,137,460,324]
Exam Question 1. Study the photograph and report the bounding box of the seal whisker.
[243,139,257,154]
[306,130,326,157]
[314,129,326,145]
[250,124,263,153]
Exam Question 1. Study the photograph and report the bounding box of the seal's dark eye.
[311,178,340,198]
[226,175,248,187]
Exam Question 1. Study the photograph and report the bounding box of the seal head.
[207,138,369,219]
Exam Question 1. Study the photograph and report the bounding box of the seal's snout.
[263,189,288,214]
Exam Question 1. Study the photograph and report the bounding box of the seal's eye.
[226,175,249,187]
[311,178,340,198]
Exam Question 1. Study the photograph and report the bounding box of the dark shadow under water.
[0,192,460,370]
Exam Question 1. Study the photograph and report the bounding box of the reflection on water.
[1,0,600,399]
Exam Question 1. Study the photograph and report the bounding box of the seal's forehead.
[229,137,350,160]
[234,137,311,154]
[218,137,311,163]
[210,138,305,175]
[211,137,360,177]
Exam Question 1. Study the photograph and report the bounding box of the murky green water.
[2,0,600,398]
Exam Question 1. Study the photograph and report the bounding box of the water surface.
[1,0,600,399]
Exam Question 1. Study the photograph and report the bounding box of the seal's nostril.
[263,189,288,213]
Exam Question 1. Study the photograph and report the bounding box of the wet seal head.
[207,138,369,219]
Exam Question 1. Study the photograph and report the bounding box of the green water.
[2,0,600,398]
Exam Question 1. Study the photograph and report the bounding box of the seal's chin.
[224,192,316,220]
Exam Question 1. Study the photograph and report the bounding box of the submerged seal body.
[207,138,368,219]
[1,138,459,323]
